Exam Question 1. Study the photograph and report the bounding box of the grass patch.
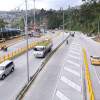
[92,37,100,43]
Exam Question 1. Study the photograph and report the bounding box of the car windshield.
[93,57,100,60]
[0,66,5,70]
[34,47,44,51]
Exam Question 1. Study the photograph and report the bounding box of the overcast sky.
[0,0,83,11]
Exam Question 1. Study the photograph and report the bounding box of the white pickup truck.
[33,39,53,57]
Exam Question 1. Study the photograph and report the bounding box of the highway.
[0,31,54,57]
[22,32,84,100]
[0,31,69,100]
[0,31,100,100]
[22,32,100,100]
[79,33,100,100]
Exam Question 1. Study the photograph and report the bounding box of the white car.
[0,60,15,80]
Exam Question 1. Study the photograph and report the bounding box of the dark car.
[87,33,92,37]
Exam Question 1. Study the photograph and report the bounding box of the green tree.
[0,18,7,29]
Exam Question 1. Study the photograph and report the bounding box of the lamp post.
[25,0,29,83]
[98,22,99,35]
[63,11,64,40]
[34,0,35,33]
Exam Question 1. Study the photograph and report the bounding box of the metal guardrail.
[82,48,94,100]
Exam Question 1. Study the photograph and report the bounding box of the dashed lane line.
[61,76,81,93]
[68,54,80,60]
[69,47,81,52]
[64,67,80,77]
[69,50,80,55]
[67,60,80,67]
[72,43,80,46]
[70,44,81,48]
[70,46,81,50]
[56,90,70,100]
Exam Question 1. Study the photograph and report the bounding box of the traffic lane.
[53,37,83,100]
[29,32,70,76]
[23,36,73,100]
[0,32,54,57]
[0,48,45,100]
[52,32,69,50]
[0,32,68,100]
[77,33,100,100]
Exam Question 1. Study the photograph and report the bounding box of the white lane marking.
[56,90,70,100]
[92,66,100,84]
[67,60,80,67]
[61,76,81,93]
[69,50,80,55]
[70,46,81,50]
[72,43,80,46]
[68,54,80,60]
[64,67,80,77]
[72,42,79,44]
[73,41,79,44]
[71,44,81,48]
[69,47,81,52]
[52,56,68,100]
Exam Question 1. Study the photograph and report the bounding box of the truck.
[33,39,53,57]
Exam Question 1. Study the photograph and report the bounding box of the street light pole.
[25,0,29,83]
[19,17,20,29]
[63,11,64,40]
[34,0,35,33]
[98,22,99,35]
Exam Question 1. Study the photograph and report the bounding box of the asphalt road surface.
[22,32,84,100]
[0,31,69,100]
[79,33,100,100]
[0,31,54,57]
[23,32,100,100]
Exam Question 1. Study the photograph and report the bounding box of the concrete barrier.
[0,37,22,48]
[0,31,61,63]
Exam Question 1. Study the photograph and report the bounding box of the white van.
[0,60,15,80]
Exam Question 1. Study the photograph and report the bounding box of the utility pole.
[19,17,20,29]
[25,0,29,83]
[34,0,35,33]
[63,11,64,40]
[98,23,99,35]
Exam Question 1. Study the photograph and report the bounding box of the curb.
[82,48,94,100]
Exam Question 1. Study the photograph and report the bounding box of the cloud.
[0,0,83,11]
[44,0,83,10]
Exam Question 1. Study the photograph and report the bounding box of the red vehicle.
[71,33,74,37]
